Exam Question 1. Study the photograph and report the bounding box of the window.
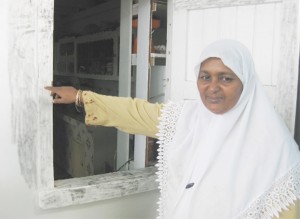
[38,0,168,209]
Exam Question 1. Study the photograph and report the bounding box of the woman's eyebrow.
[219,72,234,75]
[199,70,209,74]
[199,70,234,75]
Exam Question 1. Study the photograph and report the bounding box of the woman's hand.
[44,86,78,104]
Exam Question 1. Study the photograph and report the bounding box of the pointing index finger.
[44,86,55,91]
[44,86,59,97]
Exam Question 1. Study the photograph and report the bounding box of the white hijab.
[156,40,300,219]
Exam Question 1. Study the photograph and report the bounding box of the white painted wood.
[219,7,237,39]
[270,3,281,87]
[136,0,151,100]
[168,0,300,132]
[117,0,133,171]
[164,0,174,100]
[274,0,300,133]
[134,0,152,169]
[9,0,55,190]
[186,8,219,82]
[8,0,158,210]
[236,5,255,52]
[37,0,55,190]
[39,166,158,209]
[168,8,197,101]
[252,4,276,85]
[174,0,281,10]
[149,66,166,103]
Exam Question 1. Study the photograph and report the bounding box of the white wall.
[0,1,159,219]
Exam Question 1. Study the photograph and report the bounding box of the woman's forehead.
[200,57,235,73]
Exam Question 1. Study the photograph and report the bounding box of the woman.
[45,40,300,218]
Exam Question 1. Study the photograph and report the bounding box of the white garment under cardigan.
[155,40,300,219]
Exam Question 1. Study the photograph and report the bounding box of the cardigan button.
[185,182,195,189]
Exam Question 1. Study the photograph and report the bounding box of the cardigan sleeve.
[277,201,299,219]
[82,91,163,138]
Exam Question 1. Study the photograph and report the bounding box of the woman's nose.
[208,79,220,92]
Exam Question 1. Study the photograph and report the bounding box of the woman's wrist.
[75,89,83,112]
[75,89,83,106]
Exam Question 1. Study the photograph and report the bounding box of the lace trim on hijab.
[155,102,184,219]
[236,162,300,219]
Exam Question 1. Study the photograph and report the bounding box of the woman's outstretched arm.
[45,86,163,138]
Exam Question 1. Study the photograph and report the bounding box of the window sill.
[38,166,158,209]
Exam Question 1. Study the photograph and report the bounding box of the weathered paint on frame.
[7,0,158,209]
[174,0,281,10]
[8,0,54,188]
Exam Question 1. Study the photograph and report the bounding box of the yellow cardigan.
[82,91,299,219]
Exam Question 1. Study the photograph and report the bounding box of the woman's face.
[197,58,243,114]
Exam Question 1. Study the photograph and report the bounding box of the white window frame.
[36,0,158,209]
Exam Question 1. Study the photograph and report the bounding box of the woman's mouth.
[206,96,223,103]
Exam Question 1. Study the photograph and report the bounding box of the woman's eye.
[220,76,234,82]
[199,75,210,81]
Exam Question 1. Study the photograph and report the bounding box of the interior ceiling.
[55,0,109,20]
